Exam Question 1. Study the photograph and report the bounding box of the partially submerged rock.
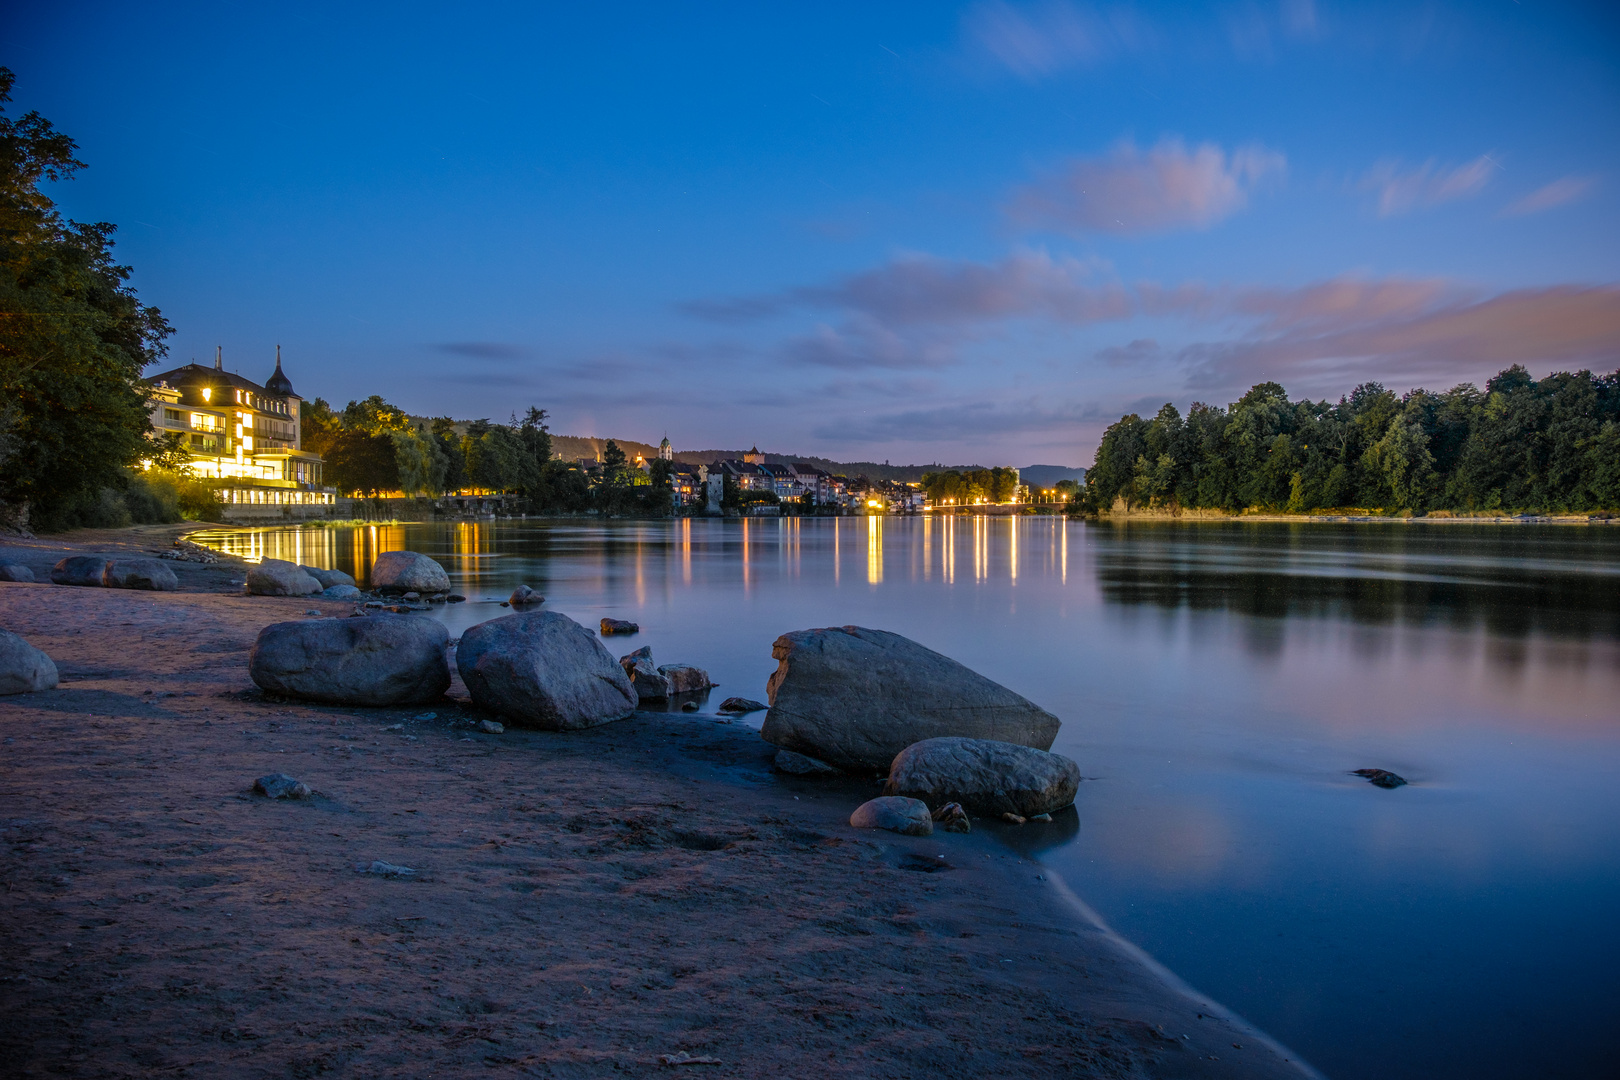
[371,551,450,595]
[600,617,639,635]
[1353,768,1408,789]
[849,796,933,836]
[321,584,363,600]
[884,737,1080,818]
[760,626,1062,773]
[0,561,36,583]
[659,664,713,695]
[0,629,58,695]
[510,584,543,606]
[245,558,322,597]
[50,556,109,587]
[102,558,178,591]
[253,773,312,799]
[718,697,767,714]
[249,615,451,705]
[457,610,637,730]
[619,646,673,702]
[300,565,357,589]
[774,749,837,775]
[932,802,971,834]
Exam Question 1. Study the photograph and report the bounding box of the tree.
[0,68,173,531]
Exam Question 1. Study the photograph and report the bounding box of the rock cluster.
[0,629,58,695]
[50,556,111,586]
[371,551,450,595]
[616,646,714,703]
[884,737,1080,818]
[510,584,543,605]
[760,626,1061,772]
[249,615,451,705]
[457,610,636,730]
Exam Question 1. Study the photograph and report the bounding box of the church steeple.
[265,344,296,397]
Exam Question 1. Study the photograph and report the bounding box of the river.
[192,516,1620,1080]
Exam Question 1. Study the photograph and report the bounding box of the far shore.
[0,526,1316,1079]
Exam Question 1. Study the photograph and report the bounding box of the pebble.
[359,861,416,877]
[304,609,320,615]
[253,773,312,799]
[1001,812,1027,825]
[1030,813,1052,822]
[681,701,699,712]
[477,719,504,734]
[446,594,466,602]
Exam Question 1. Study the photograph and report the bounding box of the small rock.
[0,629,59,695]
[658,664,713,695]
[681,701,699,712]
[428,593,446,603]
[931,802,971,833]
[600,618,640,635]
[1353,768,1408,789]
[717,697,767,714]
[619,646,672,702]
[50,555,110,587]
[382,723,404,730]
[304,609,321,616]
[299,566,356,589]
[360,861,415,876]
[0,561,37,583]
[245,558,323,597]
[364,600,384,608]
[849,796,933,836]
[1001,812,1026,825]
[321,584,363,600]
[509,584,543,606]
[499,602,510,607]
[447,594,466,602]
[477,719,504,734]
[414,712,437,720]
[774,749,837,775]
[657,1051,722,1066]
[253,773,312,799]
[402,591,420,601]
[1029,813,1052,822]
[371,551,450,595]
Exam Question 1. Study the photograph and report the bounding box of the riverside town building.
[144,347,335,511]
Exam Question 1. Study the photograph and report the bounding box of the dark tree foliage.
[1075,366,1620,515]
[919,466,1020,505]
[0,68,173,531]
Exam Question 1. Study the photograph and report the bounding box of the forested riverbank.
[1074,366,1620,517]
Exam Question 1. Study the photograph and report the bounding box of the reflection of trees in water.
[1095,548,1620,641]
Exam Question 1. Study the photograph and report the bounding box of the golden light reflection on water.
[867,515,883,584]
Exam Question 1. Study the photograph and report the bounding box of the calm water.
[196,517,1620,1080]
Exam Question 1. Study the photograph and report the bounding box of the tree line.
[1074,365,1620,516]
[920,467,1021,505]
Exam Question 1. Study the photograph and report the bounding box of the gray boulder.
[619,646,672,702]
[321,584,363,600]
[245,558,323,597]
[102,558,179,591]
[510,584,543,605]
[300,565,357,589]
[884,737,1081,818]
[760,626,1062,773]
[849,796,933,836]
[0,562,35,583]
[51,556,110,586]
[718,696,767,714]
[371,551,450,595]
[249,615,451,706]
[457,610,637,730]
[0,629,58,695]
[659,664,713,695]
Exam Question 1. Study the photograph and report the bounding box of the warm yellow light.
[201,387,211,402]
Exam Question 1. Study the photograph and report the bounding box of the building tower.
[743,445,764,464]
[658,435,673,462]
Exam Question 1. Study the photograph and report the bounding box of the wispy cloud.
[1007,138,1286,235]
[1500,175,1598,217]
[1360,154,1497,216]
[433,342,530,360]
[962,1,1154,80]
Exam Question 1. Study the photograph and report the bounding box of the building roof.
[265,347,296,396]
[147,362,285,399]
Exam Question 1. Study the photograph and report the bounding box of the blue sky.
[10,1,1619,465]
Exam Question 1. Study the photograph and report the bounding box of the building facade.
[145,348,333,510]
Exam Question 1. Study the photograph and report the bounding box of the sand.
[0,527,1315,1079]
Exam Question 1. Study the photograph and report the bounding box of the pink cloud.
[1360,154,1497,216]
[1500,175,1598,217]
[1007,138,1287,235]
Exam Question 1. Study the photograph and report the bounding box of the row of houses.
[664,447,926,513]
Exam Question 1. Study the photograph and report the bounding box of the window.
[164,408,183,423]
[190,413,218,431]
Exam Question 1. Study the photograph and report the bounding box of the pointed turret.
[265,344,296,397]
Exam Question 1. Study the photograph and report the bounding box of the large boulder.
[51,556,110,586]
[300,565,357,589]
[102,558,178,591]
[0,562,35,583]
[371,551,450,595]
[619,646,672,702]
[0,629,58,695]
[659,664,713,695]
[759,626,1062,773]
[457,610,637,730]
[245,558,322,596]
[884,737,1081,818]
[249,615,451,706]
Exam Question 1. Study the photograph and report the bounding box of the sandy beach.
[0,527,1313,1079]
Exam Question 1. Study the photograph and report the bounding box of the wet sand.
[0,529,1315,1078]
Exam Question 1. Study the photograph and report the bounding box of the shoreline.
[1,530,1316,1078]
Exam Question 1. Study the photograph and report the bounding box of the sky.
[8,1,1620,466]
